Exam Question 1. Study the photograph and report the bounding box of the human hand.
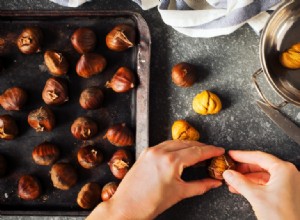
[223,150,300,220]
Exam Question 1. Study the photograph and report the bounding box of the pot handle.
[252,68,288,109]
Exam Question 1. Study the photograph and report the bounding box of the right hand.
[223,150,300,220]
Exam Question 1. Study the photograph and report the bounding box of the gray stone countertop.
[0,0,299,220]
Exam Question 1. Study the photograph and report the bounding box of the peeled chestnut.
[0,87,27,111]
[108,149,132,179]
[71,28,97,54]
[208,154,236,180]
[172,62,197,87]
[0,115,18,140]
[28,106,55,132]
[106,67,135,93]
[77,145,103,169]
[76,53,107,78]
[0,154,7,177]
[17,27,43,54]
[18,175,41,200]
[101,182,118,202]
[79,87,104,110]
[106,24,135,52]
[32,142,60,166]
[44,50,69,76]
[50,162,77,190]
[104,123,134,147]
[71,116,98,140]
[42,77,68,105]
[77,182,102,209]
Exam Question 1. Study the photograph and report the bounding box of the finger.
[156,140,207,152]
[181,178,222,198]
[235,163,267,174]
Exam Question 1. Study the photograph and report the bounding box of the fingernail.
[223,170,233,180]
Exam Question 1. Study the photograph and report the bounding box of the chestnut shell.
[32,142,60,166]
[18,175,41,200]
[108,149,132,179]
[44,50,69,76]
[79,87,104,110]
[76,53,107,78]
[17,27,43,54]
[106,24,135,52]
[77,145,103,169]
[71,116,98,140]
[171,62,197,87]
[0,114,18,140]
[77,182,102,209]
[28,106,55,132]
[71,27,97,54]
[208,154,236,180]
[104,123,134,147]
[50,162,77,190]
[42,77,69,105]
[106,67,135,93]
[101,182,118,201]
[0,87,28,111]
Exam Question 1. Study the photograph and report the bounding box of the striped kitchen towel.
[49,0,282,38]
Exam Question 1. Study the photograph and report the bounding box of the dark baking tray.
[0,10,150,216]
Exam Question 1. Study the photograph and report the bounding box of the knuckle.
[161,153,177,166]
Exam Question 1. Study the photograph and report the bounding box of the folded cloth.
[50,0,282,38]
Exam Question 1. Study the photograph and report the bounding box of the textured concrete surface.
[0,0,299,220]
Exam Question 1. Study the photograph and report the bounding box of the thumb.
[182,179,222,198]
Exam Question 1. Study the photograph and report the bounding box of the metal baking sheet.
[0,11,150,216]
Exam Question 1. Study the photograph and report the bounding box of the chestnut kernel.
[104,123,134,147]
[108,149,132,179]
[71,117,98,140]
[171,62,197,87]
[32,142,60,166]
[17,27,43,54]
[0,154,7,177]
[77,145,103,169]
[42,77,68,105]
[106,67,135,93]
[50,162,77,190]
[0,87,28,111]
[79,87,104,110]
[208,154,236,180]
[106,24,135,52]
[101,182,118,202]
[76,53,107,78]
[0,115,18,140]
[77,182,102,209]
[71,27,97,54]
[44,50,69,76]
[18,175,41,200]
[28,106,55,132]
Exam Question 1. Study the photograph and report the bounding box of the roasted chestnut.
[104,123,134,147]
[76,53,107,78]
[108,149,132,179]
[106,24,135,52]
[77,182,102,209]
[32,142,60,166]
[44,50,69,76]
[0,154,7,177]
[71,27,97,54]
[17,27,43,54]
[42,77,68,105]
[71,116,98,140]
[50,162,77,190]
[171,62,197,87]
[193,90,222,115]
[0,115,18,140]
[0,87,27,111]
[28,106,55,132]
[77,145,103,169]
[101,182,118,202]
[106,67,135,93]
[18,175,41,200]
[79,87,104,110]
[208,154,236,180]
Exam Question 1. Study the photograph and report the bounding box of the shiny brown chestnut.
[101,182,118,202]
[71,28,97,54]
[42,77,68,105]
[79,87,104,110]
[76,53,107,78]
[50,162,77,190]
[77,145,103,169]
[77,182,102,209]
[44,50,69,76]
[18,175,41,200]
[32,142,60,166]
[104,123,134,147]
[71,116,98,140]
[0,115,18,140]
[106,67,135,93]
[0,87,27,111]
[0,154,7,177]
[17,27,43,54]
[108,149,132,179]
[106,24,135,52]
[171,62,197,87]
[28,106,55,132]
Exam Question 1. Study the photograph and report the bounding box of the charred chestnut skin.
[76,53,107,78]
[28,106,55,132]
[71,28,97,54]
[44,50,69,76]
[108,149,132,179]
[77,182,102,209]
[106,24,135,52]
[71,116,98,140]
[101,182,118,202]
[32,142,60,166]
[17,27,43,54]
[0,87,28,111]
[77,145,103,169]
[50,162,77,190]
[18,175,41,200]
[79,87,104,110]
[42,77,69,105]
[0,154,7,177]
[104,123,134,147]
[171,62,197,87]
[0,115,18,140]
[106,67,135,93]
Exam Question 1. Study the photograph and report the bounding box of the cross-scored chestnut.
[208,154,236,180]
[42,77,68,105]
[106,24,135,52]
[193,90,222,115]
[44,50,69,76]
[17,27,43,54]
[171,62,197,87]
[171,119,200,141]
[0,154,7,177]
[76,53,107,78]
[79,87,104,110]
[77,182,102,209]
[71,116,98,140]
[0,115,18,140]
[106,67,135,93]
[101,182,118,202]
[71,27,97,54]
[0,87,27,111]
[28,106,55,132]
[32,142,60,166]
[104,123,134,147]
[18,175,41,200]
[50,162,77,190]
[108,149,132,179]
[77,145,103,169]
